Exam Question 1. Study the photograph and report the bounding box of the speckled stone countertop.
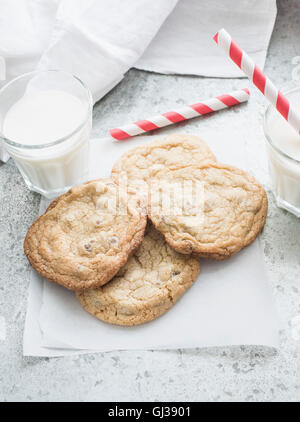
[1,0,300,402]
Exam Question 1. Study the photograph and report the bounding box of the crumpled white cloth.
[0,0,277,162]
[136,0,277,77]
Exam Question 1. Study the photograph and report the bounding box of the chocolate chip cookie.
[148,163,268,260]
[24,179,147,290]
[111,133,216,201]
[77,224,200,325]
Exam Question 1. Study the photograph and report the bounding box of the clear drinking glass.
[263,86,300,217]
[0,70,93,199]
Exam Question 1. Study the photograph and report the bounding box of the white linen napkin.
[136,0,277,77]
[0,0,277,162]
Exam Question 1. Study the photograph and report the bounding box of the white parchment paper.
[23,126,279,356]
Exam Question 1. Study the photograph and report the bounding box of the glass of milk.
[264,86,300,217]
[0,70,93,199]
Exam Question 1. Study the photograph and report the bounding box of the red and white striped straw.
[214,28,300,135]
[109,89,250,140]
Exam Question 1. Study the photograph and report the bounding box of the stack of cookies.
[24,134,267,326]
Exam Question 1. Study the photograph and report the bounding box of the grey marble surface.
[1,0,300,402]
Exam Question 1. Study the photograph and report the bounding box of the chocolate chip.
[110,236,119,246]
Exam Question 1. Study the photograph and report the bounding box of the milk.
[264,93,300,216]
[3,90,91,198]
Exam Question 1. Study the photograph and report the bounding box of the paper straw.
[214,28,300,135]
[109,89,250,140]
